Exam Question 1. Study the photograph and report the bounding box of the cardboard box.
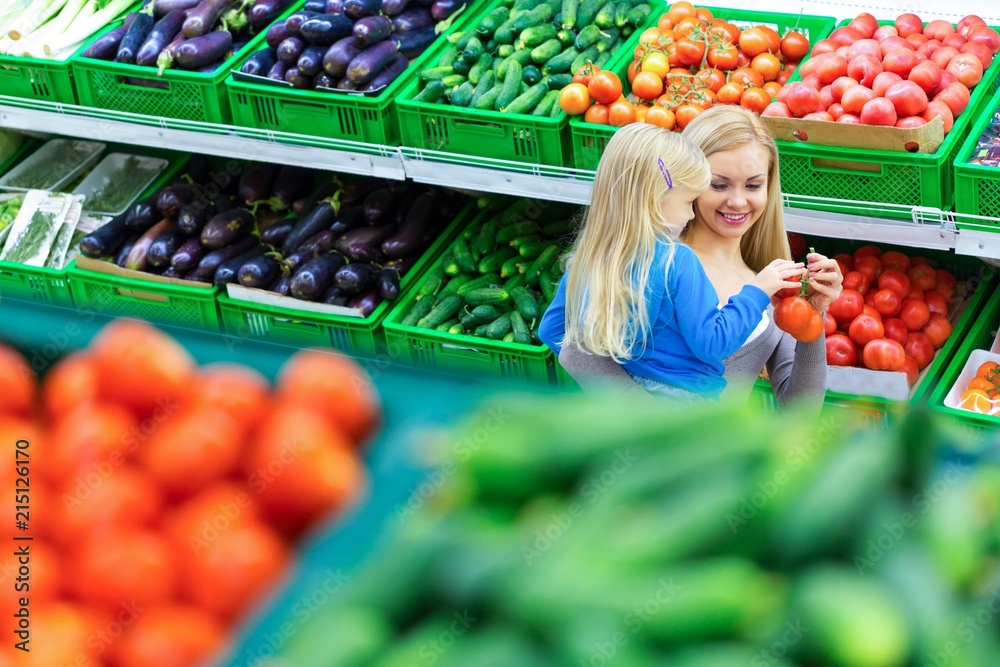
[75,256,214,289]
[226,284,365,319]
[762,115,944,154]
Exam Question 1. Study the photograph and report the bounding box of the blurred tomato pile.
[764,12,999,130]
[0,320,380,667]
[558,1,812,128]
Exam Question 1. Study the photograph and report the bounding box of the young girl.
[538,124,804,401]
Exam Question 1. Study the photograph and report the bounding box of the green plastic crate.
[71,3,303,124]
[570,6,837,171]
[774,18,1000,220]
[226,0,484,145]
[217,201,475,357]
[0,49,82,105]
[954,84,1000,220]
[396,0,663,167]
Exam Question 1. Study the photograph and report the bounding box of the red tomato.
[707,44,739,70]
[817,54,849,85]
[881,36,915,56]
[924,290,949,317]
[907,33,929,48]
[929,46,961,70]
[924,20,957,42]
[960,41,994,70]
[899,297,931,332]
[849,13,879,39]
[856,245,883,259]
[958,15,988,38]
[741,87,773,114]
[885,80,929,116]
[883,49,919,77]
[908,60,943,94]
[848,54,883,87]
[855,255,883,282]
[781,32,811,60]
[878,269,912,298]
[833,253,855,273]
[879,251,911,273]
[922,314,953,349]
[818,85,836,110]
[838,113,862,124]
[873,71,904,96]
[676,38,707,67]
[762,102,793,117]
[589,72,624,105]
[775,297,825,343]
[785,82,821,117]
[947,53,984,87]
[739,27,770,58]
[929,69,959,97]
[831,75,860,102]
[811,38,838,56]
[902,355,920,385]
[828,288,865,323]
[916,39,943,59]
[827,333,858,366]
[863,338,906,371]
[860,97,898,125]
[843,270,871,294]
[559,83,592,115]
[631,71,664,100]
[967,25,1000,52]
[828,26,863,47]
[842,85,877,115]
[942,33,969,50]
[850,313,885,346]
[904,332,935,368]
[874,25,899,41]
[873,288,903,317]
[863,304,883,321]
[894,13,924,39]
[884,317,909,345]
[921,100,955,133]
[934,81,971,116]
[848,39,883,60]
[608,100,637,127]
[827,103,845,120]
[802,73,823,91]
[731,67,764,89]
[584,103,609,125]
[825,314,837,336]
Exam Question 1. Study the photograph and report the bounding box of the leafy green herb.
[85,157,162,212]
[5,143,93,189]
[4,210,56,264]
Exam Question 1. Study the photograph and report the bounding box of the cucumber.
[614,1,629,28]
[415,267,444,299]
[523,244,559,284]
[453,31,474,49]
[533,89,560,116]
[503,332,516,343]
[469,304,505,325]
[512,4,553,32]
[436,274,472,301]
[470,70,497,107]
[441,73,467,88]
[500,254,524,278]
[420,66,454,81]
[448,323,465,335]
[541,73,572,88]
[436,318,460,332]
[468,53,493,85]
[473,323,491,337]
[478,247,518,274]
[503,82,549,113]
[457,273,503,296]
[542,219,575,236]
[465,287,510,307]
[497,44,514,57]
[452,57,472,75]
[496,221,537,243]
[557,28,576,46]
[550,98,563,116]
[439,251,459,276]
[576,0,603,26]
[511,285,540,320]
[439,46,460,67]
[531,38,562,63]
[474,220,497,258]
[494,17,518,44]
[518,24,558,49]
[504,273,526,292]
[519,239,549,259]
[543,45,579,73]
[497,60,522,109]
[571,46,599,72]
[594,50,612,68]
[511,234,542,249]
[574,24,602,50]
[485,313,513,339]
[450,81,475,106]
[594,1,615,28]
[595,26,619,52]
[478,6,510,35]
[537,244,561,272]
[498,50,531,79]
[626,4,649,27]
[561,0,578,28]
[418,295,464,329]
[522,64,543,84]
[510,310,532,344]
[401,296,435,326]
[451,238,477,272]
[415,80,446,103]
[462,36,483,63]
[539,268,558,302]
[474,88,501,110]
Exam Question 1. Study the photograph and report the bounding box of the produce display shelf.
[226,0,486,146]
[954,83,1000,220]
[569,6,838,171]
[216,201,477,358]
[0,134,39,177]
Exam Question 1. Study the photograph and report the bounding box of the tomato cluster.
[559,2,810,128]
[764,12,1000,131]
[959,361,1000,414]
[0,320,379,667]
[824,245,956,385]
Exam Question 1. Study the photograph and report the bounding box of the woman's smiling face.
[694,140,770,240]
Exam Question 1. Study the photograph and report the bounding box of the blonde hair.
[562,123,710,362]
[680,105,791,271]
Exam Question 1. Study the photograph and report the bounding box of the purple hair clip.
[657,158,673,189]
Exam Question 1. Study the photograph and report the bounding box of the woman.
[543,105,843,409]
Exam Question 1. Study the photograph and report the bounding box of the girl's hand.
[804,252,844,312]
[752,259,806,297]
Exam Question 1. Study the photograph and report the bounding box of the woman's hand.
[804,252,843,312]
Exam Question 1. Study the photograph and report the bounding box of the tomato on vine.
[740,87,772,113]
[707,44,738,70]
[632,71,665,100]
[676,38,707,66]
[674,104,703,128]
[572,64,601,86]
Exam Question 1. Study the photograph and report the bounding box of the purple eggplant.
[80,211,130,258]
[348,288,382,316]
[330,205,365,235]
[393,26,434,57]
[214,244,266,285]
[290,253,348,300]
[170,238,206,271]
[294,230,336,256]
[182,0,232,38]
[346,40,398,84]
[161,266,185,278]
[265,21,291,48]
[390,7,432,32]
[336,78,360,90]
[382,191,433,257]
[297,44,327,76]
[238,162,279,204]
[269,273,294,296]
[321,284,346,303]
[342,0,380,20]
[125,196,160,230]
[136,9,187,66]
[126,219,176,271]
[156,183,194,217]
[383,256,417,273]
[260,220,296,247]
[300,13,355,46]
[201,208,255,249]
[115,232,143,267]
[240,48,277,76]
[82,15,137,60]
[353,15,393,48]
[225,40,247,61]
[187,236,257,282]
[322,36,362,78]
[238,255,281,288]
[303,0,325,10]
[282,198,338,254]
[276,36,306,64]
[177,202,213,235]
[324,0,343,12]
[315,72,336,88]
[272,166,314,209]
[294,181,338,216]
[175,30,232,69]
[156,31,187,73]
[334,262,379,293]
[284,10,318,36]
[360,53,407,91]
[284,68,314,88]
[335,225,394,262]
[430,0,464,20]
[381,0,409,15]
[148,228,187,269]
[116,4,156,64]
[154,0,201,16]
[267,60,288,80]
[363,187,394,224]
[340,179,388,205]
[248,0,295,32]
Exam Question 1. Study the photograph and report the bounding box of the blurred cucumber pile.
[239,0,470,91]
[413,0,652,113]
[78,158,467,315]
[394,198,574,344]
[268,395,1000,667]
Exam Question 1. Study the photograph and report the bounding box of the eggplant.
[201,208,255,249]
[300,13,355,46]
[238,255,281,288]
[290,253,348,300]
[282,198,338,255]
[382,191,433,258]
[390,184,422,226]
[393,26,434,56]
[214,193,239,213]
[81,14,137,60]
[325,0,343,12]
[269,272,293,296]
[284,10,318,37]
[177,202,211,235]
[377,268,400,300]
[328,295,351,307]
[214,244,266,285]
[321,284,345,302]
[303,0,325,10]
[154,0,201,16]
[188,236,257,282]
[383,256,417,273]
[284,68,314,88]
[297,44,327,77]
[340,179,387,206]
[430,0,463,20]
[170,238,206,271]
[238,162,279,205]
[346,40,398,84]
[268,165,314,211]
[115,232,143,267]
[360,53,407,91]
[330,206,365,235]
[363,187,394,224]
[295,229,337,256]
[333,262,379,293]
[343,0,380,20]
[314,72,336,88]
[322,36,362,78]
[148,228,187,269]
[126,219,176,271]
[155,31,186,73]
[335,225,393,262]
[267,60,288,80]
[185,154,212,185]
[336,78,360,90]
[248,0,295,32]
[125,196,160,230]
[390,7,432,32]
[381,0,408,15]
[80,211,130,258]
[136,9,187,66]
[256,207,288,230]
[265,21,291,48]
[259,220,296,247]
[349,288,382,316]
[241,48,277,76]
[225,40,247,61]
[156,183,194,217]
[276,36,306,65]
[294,181,339,216]
[116,4,156,64]
[353,15,393,48]
[176,31,233,69]
[162,266,185,278]
[182,0,232,38]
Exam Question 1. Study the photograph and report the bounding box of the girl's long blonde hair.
[680,105,791,271]
[562,123,710,362]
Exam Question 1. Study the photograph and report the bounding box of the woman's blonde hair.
[562,123,710,362]
[680,105,791,271]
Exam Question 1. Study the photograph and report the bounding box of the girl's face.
[693,141,771,241]
[658,184,701,235]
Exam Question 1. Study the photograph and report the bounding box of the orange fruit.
[51,464,162,546]
[164,481,260,562]
[111,604,226,667]
[968,377,996,393]
[976,361,1000,382]
[187,363,270,432]
[47,402,137,483]
[69,529,176,609]
[276,349,381,443]
[41,353,100,423]
[959,389,994,414]
[0,343,35,417]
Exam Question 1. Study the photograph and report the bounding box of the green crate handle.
[808,156,886,178]
[110,286,174,304]
[114,74,173,93]
[269,316,324,333]
[0,270,29,285]
[452,118,509,135]
[281,99,328,113]
[440,342,494,358]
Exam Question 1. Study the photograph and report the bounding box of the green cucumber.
[450,81,475,107]
[576,0,603,26]
[594,1,615,28]
[470,304,505,325]
[496,221,538,243]
[561,0,578,28]
[441,73,466,88]
[498,50,531,79]
[470,70,497,107]
[504,273,526,292]
[484,39,497,54]
[512,4,554,32]
[626,4,650,27]
[420,66,454,82]
[474,88,501,110]
[518,239,549,259]
[522,64,543,84]
[462,36,483,63]
[574,24,602,50]
[439,251,459,276]
[436,317,460,332]
[474,220,498,258]
[453,31,473,49]
[500,254,524,278]
[541,219,575,236]
[457,273,503,296]
[448,323,465,335]
[436,274,472,301]
[452,57,472,75]
[415,80,446,103]
[485,313,513,339]
[594,50,612,68]
[595,26,619,51]
[468,53,493,85]
[451,238,477,273]
[478,6,510,35]
[439,46,460,67]
[415,267,444,299]
[539,269,558,302]
[511,285,540,320]
[557,28,577,46]
[494,17,518,44]
[517,24,558,49]
[570,45,599,72]
[418,295,464,329]
[533,89,560,116]
[503,332,515,342]
[465,288,510,307]
[510,233,542,249]
[614,0,629,27]
[530,38,563,63]
[401,296,435,326]
[497,60,523,109]
[510,310,532,344]
[541,73,572,88]
[478,247,518,274]
[497,43,515,58]
[473,323,491,337]
[502,82,549,113]
[543,45,579,73]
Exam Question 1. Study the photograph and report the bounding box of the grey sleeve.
[767,330,827,414]
[558,343,654,402]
